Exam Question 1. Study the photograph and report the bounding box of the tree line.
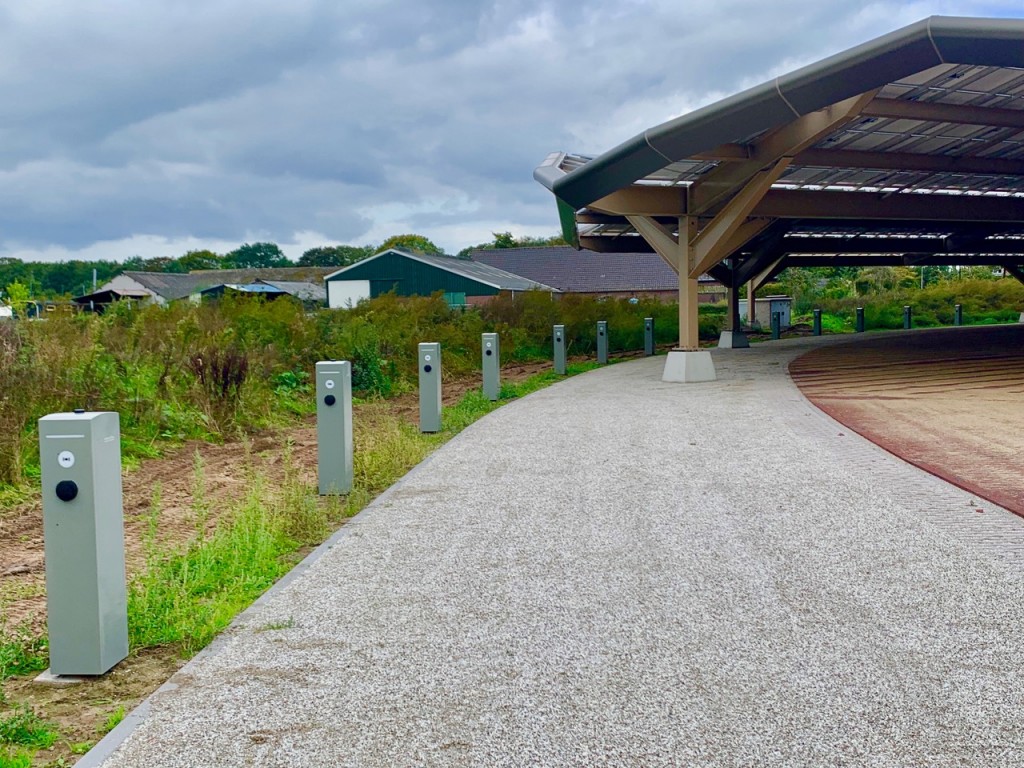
[0,232,566,301]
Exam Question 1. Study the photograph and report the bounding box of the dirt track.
[790,325,1024,517]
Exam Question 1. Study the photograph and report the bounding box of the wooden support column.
[725,279,737,332]
[678,217,700,351]
[747,255,785,329]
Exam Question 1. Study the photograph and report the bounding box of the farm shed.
[86,268,334,306]
[470,246,724,302]
[325,248,556,309]
[199,283,286,300]
[256,280,327,305]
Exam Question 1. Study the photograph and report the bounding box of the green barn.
[325,248,556,308]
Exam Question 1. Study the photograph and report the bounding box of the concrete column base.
[717,330,749,349]
[662,350,716,383]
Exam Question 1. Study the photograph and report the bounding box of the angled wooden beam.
[863,98,1024,129]
[626,215,680,273]
[583,186,1024,220]
[688,160,791,278]
[735,247,788,286]
[589,187,687,217]
[1000,264,1024,285]
[795,148,1024,177]
[689,92,877,214]
[755,189,1024,221]
[707,263,732,286]
[688,217,775,279]
[751,256,786,293]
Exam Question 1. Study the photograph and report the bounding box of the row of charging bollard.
[555,317,654,373]
[801,303,967,338]
[37,315,651,677]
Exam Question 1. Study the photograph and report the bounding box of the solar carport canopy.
[535,16,1024,286]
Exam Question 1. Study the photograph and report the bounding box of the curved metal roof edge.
[547,15,1024,211]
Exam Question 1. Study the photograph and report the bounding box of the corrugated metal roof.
[471,247,714,292]
[257,280,327,302]
[117,268,334,300]
[201,283,283,294]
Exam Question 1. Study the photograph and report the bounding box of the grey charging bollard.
[954,303,963,326]
[419,342,442,432]
[482,333,500,401]
[903,305,912,329]
[644,317,654,356]
[771,311,781,340]
[38,411,128,676]
[855,307,865,333]
[812,309,822,336]
[553,324,566,375]
[596,321,608,365]
[316,361,353,495]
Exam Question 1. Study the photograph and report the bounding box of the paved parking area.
[87,333,1024,767]
[791,324,1024,517]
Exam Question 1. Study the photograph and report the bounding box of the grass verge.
[0,360,601,766]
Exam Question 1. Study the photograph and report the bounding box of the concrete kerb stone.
[73,409,495,768]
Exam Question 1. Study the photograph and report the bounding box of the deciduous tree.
[298,245,373,267]
[225,243,292,269]
[376,234,444,256]
[177,250,224,271]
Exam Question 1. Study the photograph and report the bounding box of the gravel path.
[90,335,1024,767]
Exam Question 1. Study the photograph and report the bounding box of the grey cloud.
[0,0,1012,257]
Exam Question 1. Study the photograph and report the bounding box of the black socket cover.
[485,349,492,356]
[423,364,432,373]
[324,394,336,406]
[55,480,78,502]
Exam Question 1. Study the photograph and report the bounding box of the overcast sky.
[1,0,1020,263]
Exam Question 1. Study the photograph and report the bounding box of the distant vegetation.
[0,291,693,493]
[763,266,1024,331]
[0,231,563,302]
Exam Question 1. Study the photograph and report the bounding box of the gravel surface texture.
[91,334,1024,767]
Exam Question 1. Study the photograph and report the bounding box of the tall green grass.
[123,363,599,659]
[815,278,1024,331]
[0,293,686,493]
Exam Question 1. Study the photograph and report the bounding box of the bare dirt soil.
[0,361,556,763]
[791,325,1024,517]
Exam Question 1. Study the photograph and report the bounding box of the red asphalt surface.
[790,324,1024,518]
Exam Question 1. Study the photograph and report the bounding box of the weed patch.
[0,708,58,750]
